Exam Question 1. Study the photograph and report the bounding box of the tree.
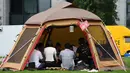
[71,0,118,25]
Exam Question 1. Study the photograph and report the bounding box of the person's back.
[59,43,75,70]
[76,38,91,64]
[29,49,43,68]
[29,43,45,69]
[44,40,58,67]
[77,44,90,60]
[76,38,96,70]
[60,49,75,69]
[44,47,57,61]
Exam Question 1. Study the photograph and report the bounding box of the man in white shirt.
[44,40,58,67]
[59,43,75,70]
[29,43,45,69]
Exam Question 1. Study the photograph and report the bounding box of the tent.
[0,2,126,71]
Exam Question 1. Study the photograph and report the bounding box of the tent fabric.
[25,2,101,25]
[0,2,125,71]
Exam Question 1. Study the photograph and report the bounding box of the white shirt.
[59,49,75,69]
[73,46,77,53]
[29,49,43,68]
[44,47,57,61]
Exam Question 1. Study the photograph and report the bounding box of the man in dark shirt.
[76,38,91,64]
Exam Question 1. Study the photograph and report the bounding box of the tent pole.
[85,30,100,70]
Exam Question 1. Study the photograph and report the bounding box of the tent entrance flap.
[88,25,117,61]
[87,25,123,69]
[1,26,39,70]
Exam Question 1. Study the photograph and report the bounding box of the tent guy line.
[1,37,34,67]
[90,32,127,72]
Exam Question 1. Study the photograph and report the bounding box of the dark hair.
[35,43,43,50]
[78,38,89,45]
[46,40,53,47]
[78,38,85,44]
[64,43,71,49]
[56,42,61,47]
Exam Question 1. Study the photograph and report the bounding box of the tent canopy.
[25,2,101,25]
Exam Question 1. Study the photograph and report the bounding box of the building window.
[124,36,130,43]
[127,0,130,27]
[24,0,38,14]
[10,0,39,25]
[10,0,51,25]
[10,0,23,14]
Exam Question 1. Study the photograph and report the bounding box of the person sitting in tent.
[29,43,45,70]
[55,42,62,67]
[55,42,62,56]
[76,38,92,68]
[44,40,58,67]
[72,44,78,54]
[59,43,75,70]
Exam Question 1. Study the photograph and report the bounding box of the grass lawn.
[0,57,130,73]
[0,70,130,73]
[123,57,130,68]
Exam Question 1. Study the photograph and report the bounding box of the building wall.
[0,25,23,56]
[0,0,4,25]
[0,0,10,25]
[116,0,126,26]
[5,0,10,25]
[39,0,51,12]
[0,0,127,26]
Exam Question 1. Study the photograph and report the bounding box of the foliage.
[72,0,118,25]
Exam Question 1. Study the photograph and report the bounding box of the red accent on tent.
[82,29,98,69]
[78,20,98,69]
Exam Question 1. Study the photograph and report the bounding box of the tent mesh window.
[7,28,39,63]
[88,25,117,61]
